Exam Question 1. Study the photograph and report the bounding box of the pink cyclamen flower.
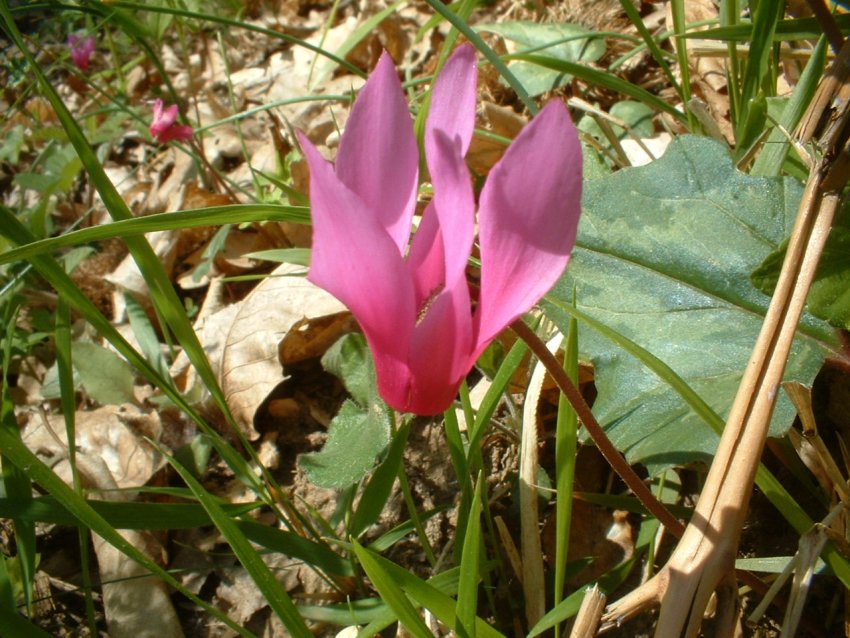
[149,99,194,144]
[298,44,582,415]
[68,34,96,72]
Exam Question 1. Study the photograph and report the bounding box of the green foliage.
[752,209,850,331]
[72,341,137,405]
[473,21,605,96]
[546,136,832,474]
[299,334,391,488]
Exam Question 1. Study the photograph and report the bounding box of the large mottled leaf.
[544,136,835,474]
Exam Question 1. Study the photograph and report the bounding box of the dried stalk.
[600,36,850,638]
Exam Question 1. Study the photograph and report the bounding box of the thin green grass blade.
[55,299,99,634]
[511,54,686,123]
[124,293,171,381]
[455,474,484,638]
[751,36,826,176]
[528,554,639,638]
[693,14,850,42]
[422,0,537,114]
[553,298,579,637]
[442,403,472,551]
[469,337,528,449]
[0,204,309,266]
[734,0,783,153]
[159,447,313,637]
[352,542,434,638]
[352,545,507,638]
[356,568,459,637]
[0,306,35,615]
[0,427,255,636]
[669,0,694,130]
[350,422,411,539]
[721,0,742,124]
[235,519,353,578]
[0,497,256,528]
[327,0,406,80]
[618,0,680,97]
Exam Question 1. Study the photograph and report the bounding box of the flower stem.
[510,319,685,537]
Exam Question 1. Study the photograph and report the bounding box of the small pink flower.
[68,34,96,72]
[149,99,194,144]
[298,45,583,415]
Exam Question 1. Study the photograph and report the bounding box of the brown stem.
[805,0,845,53]
[510,319,685,537]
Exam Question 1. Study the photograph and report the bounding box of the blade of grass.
[55,299,98,635]
[352,541,434,638]
[422,0,537,115]
[352,543,507,638]
[669,0,695,130]
[734,0,784,152]
[469,336,529,449]
[0,204,309,266]
[456,473,484,638]
[510,54,686,123]
[618,0,681,98]
[553,296,579,638]
[0,306,36,615]
[751,36,827,176]
[158,446,313,637]
[721,0,742,125]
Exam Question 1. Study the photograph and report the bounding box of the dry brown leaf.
[278,311,358,367]
[221,262,345,437]
[22,404,163,491]
[21,405,183,637]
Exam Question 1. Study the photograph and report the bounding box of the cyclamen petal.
[302,44,582,415]
[68,34,96,72]
[149,99,194,144]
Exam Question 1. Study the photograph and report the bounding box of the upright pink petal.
[424,130,475,288]
[406,202,445,310]
[299,132,417,387]
[473,101,582,354]
[335,53,419,253]
[425,43,478,158]
[408,130,475,308]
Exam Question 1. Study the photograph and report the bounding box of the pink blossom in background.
[149,99,194,144]
[68,34,96,72]
[299,44,583,415]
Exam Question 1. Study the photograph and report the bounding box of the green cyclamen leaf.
[545,135,834,474]
[299,400,390,489]
[72,341,137,406]
[752,209,850,331]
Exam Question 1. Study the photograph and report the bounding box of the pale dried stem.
[602,39,850,631]
[570,585,607,638]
